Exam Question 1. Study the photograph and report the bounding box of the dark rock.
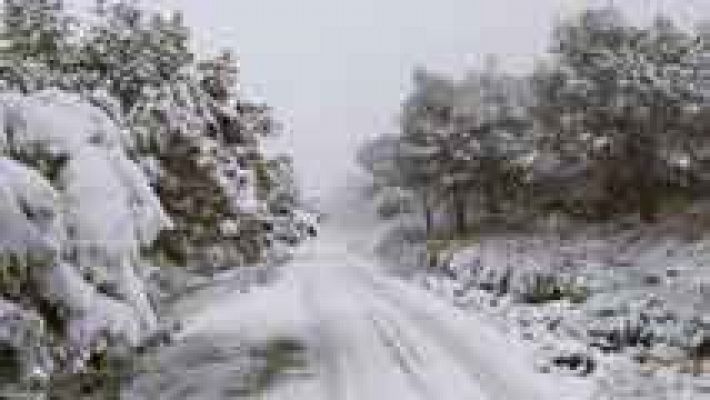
[551,353,596,376]
[642,274,661,286]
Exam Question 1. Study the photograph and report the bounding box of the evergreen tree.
[1,0,304,270]
[0,0,77,92]
[360,68,533,237]
[533,8,705,221]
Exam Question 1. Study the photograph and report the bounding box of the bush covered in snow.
[417,228,710,396]
[0,90,172,389]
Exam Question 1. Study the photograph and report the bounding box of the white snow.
[126,230,592,400]
[0,90,171,374]
[0,157,61,254]
[415,231,710,398]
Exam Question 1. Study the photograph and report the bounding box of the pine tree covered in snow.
[0,90,171,388]
[533,8,707,221]
[0,0,308,271]
[358,67,533,242]
[0,0,311,392]
[0,0,76,92]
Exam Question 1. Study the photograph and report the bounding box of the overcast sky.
[75,0,710,202]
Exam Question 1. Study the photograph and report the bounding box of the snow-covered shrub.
[374,218,428,270]
[0,90,170,381]
[421,230,710,397]
[516,273,589,304]
[438,241,589,303]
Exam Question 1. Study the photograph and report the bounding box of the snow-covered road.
[127,231,592,399]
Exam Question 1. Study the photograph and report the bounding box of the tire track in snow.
[367,312,432,400]
[295,260,433,399]
[343,266,490,400]
[299,270,350,400]
[345,263,555,400]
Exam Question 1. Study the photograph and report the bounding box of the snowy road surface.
[127,230,591,399]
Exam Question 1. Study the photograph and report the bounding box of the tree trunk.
[637,141,658,223]
[638,103,663,223]
[452,184,467,236]
[639,185,658,223]
[423,193,432,238]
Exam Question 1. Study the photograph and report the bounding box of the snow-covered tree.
[0,0,311,389]
[1,0,306,271]
[0,90,170,384]
[0,0,78,92]
[359,67,533,238]
[533,8,706,221]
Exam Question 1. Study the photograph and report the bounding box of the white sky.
[72,0,710,202]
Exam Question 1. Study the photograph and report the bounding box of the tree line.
[358,7,710,240]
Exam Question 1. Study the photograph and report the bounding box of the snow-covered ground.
[413,228,710,399]
[125,226,592,399]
